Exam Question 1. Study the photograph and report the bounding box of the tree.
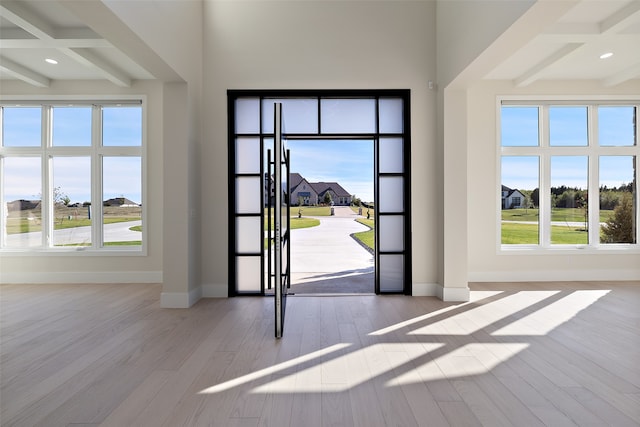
[521,193,532,214]
[323,192,332,205]
[530,188,539,207]
[601,192,635,243]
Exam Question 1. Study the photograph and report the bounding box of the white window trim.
[497,96,640,255]
[0,95,147,256]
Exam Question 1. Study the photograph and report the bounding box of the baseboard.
[202,283,228,298]
[0,270,162,284]
[161,286,202,308]
[469,269,640,282]
[411,282,440,296]
[436,284,470,302]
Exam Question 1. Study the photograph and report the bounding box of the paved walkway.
[4,220,142,247]
[289,206,374,294]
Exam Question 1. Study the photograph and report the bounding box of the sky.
[1,106,142,205]
[501,105,636,191]
[2,104,636,206]
[286,139,374,202]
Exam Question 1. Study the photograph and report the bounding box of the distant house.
[289,173,318,206]
[103,197,139,207]
[6,199,40,211]
[265,173,353,206]
[501,185,526,209]
[310,182,352,206]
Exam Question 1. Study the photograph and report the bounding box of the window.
[1,101,144,251]
[500,102,638,249]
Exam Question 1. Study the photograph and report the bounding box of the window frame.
[0,96,147,255]
[497,96,640,254]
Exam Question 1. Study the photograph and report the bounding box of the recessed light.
[45,58,58,64]
[599,52,613,59]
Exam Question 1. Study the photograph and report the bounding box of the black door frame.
[228,89,412,296]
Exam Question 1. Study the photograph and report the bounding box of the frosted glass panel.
[380,255,403,292]
[236,177,261,213]
[379,177,403,213]
[262,98,318,134]
[379,98,403,133]
[379,216,404,252]
[379,138,403,173]
[235,138,260,174]
[237,256,261,292]
[321,98,376,133]
[236,217,260,253]
[235,98,260,134]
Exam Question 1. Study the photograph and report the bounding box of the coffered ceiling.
[1,0,639,89]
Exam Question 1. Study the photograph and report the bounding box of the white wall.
[467,79,640,282]
[0,80,165,284]
[96,0,204,306]
[202,0,439,296]
[436,0,534,89]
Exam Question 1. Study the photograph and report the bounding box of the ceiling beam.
[0,39,112,49]
[59,0,183,82]
[0,0,131,87]
[69,48,131,87]
[515,43,583,87]
[600,1,640,34]
[602,61,640,87]
[0,1,56,39]
[0,55,50,87]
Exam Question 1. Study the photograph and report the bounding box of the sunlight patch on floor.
[198,343,351,394]
[492,290,610,335]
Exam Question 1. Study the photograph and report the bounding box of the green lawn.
[353,218,375,250]
[6,217,141,235]
[501,222,589,244]
[265,206,332,218]
[57,241,142,247]
[264,216,321,248]
[502,208,613,223]
[264,216,320,231]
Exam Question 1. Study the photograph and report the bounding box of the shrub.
[601,192,635,243]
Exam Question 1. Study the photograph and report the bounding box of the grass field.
[501,223,589,244]
[6,206,142,235]
[353,218,375,250]
[265,206,332,218]
[502,208,613,223]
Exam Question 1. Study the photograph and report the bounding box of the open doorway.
[286,139,375,294]
[229,90,412,297]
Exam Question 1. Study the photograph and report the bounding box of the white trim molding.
[436,284,471,302]
[160,286,202,309]
[470,269,640,283]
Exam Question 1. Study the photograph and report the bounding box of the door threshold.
[289,293,376,297]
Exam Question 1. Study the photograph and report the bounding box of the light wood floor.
[1,281,639,427]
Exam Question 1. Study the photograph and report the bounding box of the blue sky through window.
[287,139,374,202]
[2,106,142,205]
[502,105,636,191]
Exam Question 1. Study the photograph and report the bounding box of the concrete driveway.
[3,220,142,247]
[289,206,374,294]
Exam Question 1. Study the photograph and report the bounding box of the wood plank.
[0,282,638,427]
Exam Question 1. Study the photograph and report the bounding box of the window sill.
[0,247,146,256]
[499,244,640,255]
